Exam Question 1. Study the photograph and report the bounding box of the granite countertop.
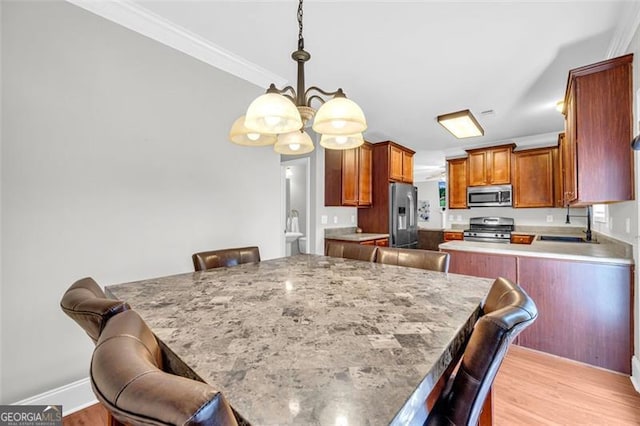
[106,254,492,426]
[440,233,633,265]
[325,232,389,242]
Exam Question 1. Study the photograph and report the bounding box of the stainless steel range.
[463,217,514,243]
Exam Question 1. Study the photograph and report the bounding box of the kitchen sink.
[537,235,596,243]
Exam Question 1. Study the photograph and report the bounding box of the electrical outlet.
[321,215,328,225]
[456,215,462,222]
[333,216,338,224]
[546,215,553,223]
[626,217,631,233]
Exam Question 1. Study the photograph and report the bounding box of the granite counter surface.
[440,235,633,265]
[325,232,389,242]
[106,254,493,426]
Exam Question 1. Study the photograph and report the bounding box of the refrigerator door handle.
[407,192,414,227]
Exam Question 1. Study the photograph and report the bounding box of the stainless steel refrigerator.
[389,183,418,248]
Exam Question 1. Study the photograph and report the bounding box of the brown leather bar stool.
[325,241,378,262]
[376,247,450,273]
[426,276,538,426]
[91,309,239,426]
[192,246,261,271]
[60,277,130,344]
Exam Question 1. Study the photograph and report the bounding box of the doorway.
[281,157,310,257]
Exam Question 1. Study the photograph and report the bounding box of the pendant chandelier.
[229,0,367,155]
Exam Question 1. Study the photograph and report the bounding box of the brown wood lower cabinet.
[517,257,632,374]
[447,250,517,282]
[442,249,633,374]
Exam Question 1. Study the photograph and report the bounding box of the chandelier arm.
[306,94,326,107]
[267,85,297,97]
[305,86,345,99]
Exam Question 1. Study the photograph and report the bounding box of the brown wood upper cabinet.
[512,147,556,208]
[562,54,634,205]
[466,144,514,186]
[447,157,468,209]
[324,142,372,207]
[388,143,415,183]
[357,141,415,233]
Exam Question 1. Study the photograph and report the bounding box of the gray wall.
[415,180,443,229]
[1,0,281,403]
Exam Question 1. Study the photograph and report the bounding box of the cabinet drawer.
[443,231,464,241]
[510,234,534,245]
[374,238,389,247]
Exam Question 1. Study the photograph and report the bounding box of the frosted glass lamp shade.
[229,116,277,146]
[312,97,367,135]
[244,93,302,134]
[319,133,364,150]
[274,130,314,155]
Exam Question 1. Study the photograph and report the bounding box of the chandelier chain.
[297,0,304,50]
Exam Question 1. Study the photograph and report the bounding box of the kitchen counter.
[440,233,633,265]
[325,232,389,243]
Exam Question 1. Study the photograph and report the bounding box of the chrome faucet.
[565,205,592,241]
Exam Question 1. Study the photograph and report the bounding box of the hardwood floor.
[494,345,640,425]
[63,346,640,425]
[62,403,108,426]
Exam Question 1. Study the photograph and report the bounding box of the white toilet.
[298,237,307,254]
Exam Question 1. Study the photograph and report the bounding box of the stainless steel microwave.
[467,185,512,207]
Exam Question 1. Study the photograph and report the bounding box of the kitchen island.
[107,254,493,426]
[440,234,633,373]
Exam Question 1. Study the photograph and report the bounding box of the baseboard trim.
[13,377,96,416]
[631,356,640,393]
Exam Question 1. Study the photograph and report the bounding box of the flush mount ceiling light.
[229,0,366,155]
[437,109,484,139]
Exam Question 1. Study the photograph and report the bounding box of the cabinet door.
[563,89,577,205]
[444,250,517,282]
[358,144,373,206]
[389,145,404,182]
[402,151,414,183]
[341,148,358,206]
[517,257,632,374]
[489,146,512,184]
[512,148,554,208]
[573,60,633,204]
[447,158,468,209]
[467,151,488,186]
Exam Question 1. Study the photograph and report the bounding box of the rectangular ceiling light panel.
[437,109,484,139]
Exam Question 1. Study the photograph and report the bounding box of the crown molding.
[607,0,640,58]
[66,0,287,89]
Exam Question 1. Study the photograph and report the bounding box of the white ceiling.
[72,0,640,180]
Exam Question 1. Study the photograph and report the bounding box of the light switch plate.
[321,215,328,225]
[546,215,553,223]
